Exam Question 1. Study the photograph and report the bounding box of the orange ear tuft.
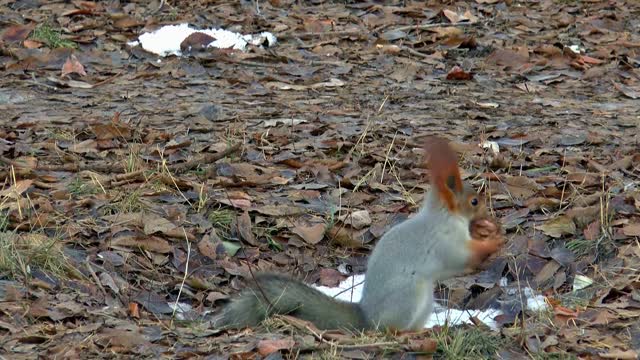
[424,137,463,212]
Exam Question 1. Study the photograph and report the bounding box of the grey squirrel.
[216,136,504,332]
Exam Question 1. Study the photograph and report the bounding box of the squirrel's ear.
[424,137,463,212]
[445,175,459,193]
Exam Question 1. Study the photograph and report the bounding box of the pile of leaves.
[1,0,639,358]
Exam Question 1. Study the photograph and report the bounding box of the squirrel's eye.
[470,198,479,206]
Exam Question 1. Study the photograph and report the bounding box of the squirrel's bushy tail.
[217,273,369,331]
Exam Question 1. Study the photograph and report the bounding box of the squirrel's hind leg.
[362,278,433,331]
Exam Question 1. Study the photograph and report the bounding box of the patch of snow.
[128,23,277,57]
[314,274,549,331]
[314,274,365,303]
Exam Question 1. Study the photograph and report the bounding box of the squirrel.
[216,136,504,332]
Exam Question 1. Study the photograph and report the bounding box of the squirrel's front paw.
[470,217,502,242]
[467,218,504,266]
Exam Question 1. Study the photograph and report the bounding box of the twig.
[401,45,433,59]
[170,142,242,174]
[85,259,107,296]
[171,227,191,328]
[385,21,476,34]
[93,70,124,87]
[282,316,399,350]
[280,29,364,39]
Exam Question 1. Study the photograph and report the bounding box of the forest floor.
[1,0,640,359]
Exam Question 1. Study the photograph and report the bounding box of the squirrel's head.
[424,136,486,220]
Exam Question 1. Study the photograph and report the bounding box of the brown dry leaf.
[534,260,561,286]
[128,302,140,318]
[46,76,93,89]
[584,220,601,241]
[197,232,220,260]
[524,197,561,210]
[110,234,172,253]
[613,82,640,99]
[257,338,296,356]
[2,24,34,42]
[566,205,600,227]
[0,179,32,199]
[328,226,368,248]
[446,66,473,80]
[22,39,42,48]
[91,113,133,140]
[486,48,530,69]
[237,210,258,246]
[292,219,326,245]
[442,9,477,24]
[133,290,173,314]
[566,172,600,186]
[338,210,371,230]
[96,328,149,350]
[253,204,305,216]
[113,16,144,29]
[504,176,541,199]
[609,154,640,171]
[99,272,120,294]
[10,156,38,174]
[622,223,640,237]
[61,54,87,77]
[180,32,215,52]
[599,350,638,359]
[28,298,66,321]
[206,291,229,303]
[318,268,346,287]
[431,26,464,39]
[538,216,576,238]
[69,139,98,153]
[407,338,438,353]
[143,215,177,236]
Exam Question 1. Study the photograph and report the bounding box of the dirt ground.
[1,0,640,359]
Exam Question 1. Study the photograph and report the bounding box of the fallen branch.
[169,142,242,174]
[381,21,476,34]
[283,21,477,39]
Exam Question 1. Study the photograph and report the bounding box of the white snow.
[313,274,549,331]
[128,23,277,57]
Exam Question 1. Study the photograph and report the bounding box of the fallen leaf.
[600,350,638,359]
[613,81,640,99]
[504,176,541,199]
[292,219,326,245]
[446,65,473,80]
[538,216,576,238]
[622,223,640,237]
[180,32,215,52]
[0,179,33,199]
[61,54,87,77]
[318,268,346,287]
[2,24,34,42]
[407,338,437,353]
[143,216,177,235]
[237,210,258,246]
[96,328,149,350]
[110,234,172,253]
[338,210,371,230]
[257,338,295,356]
